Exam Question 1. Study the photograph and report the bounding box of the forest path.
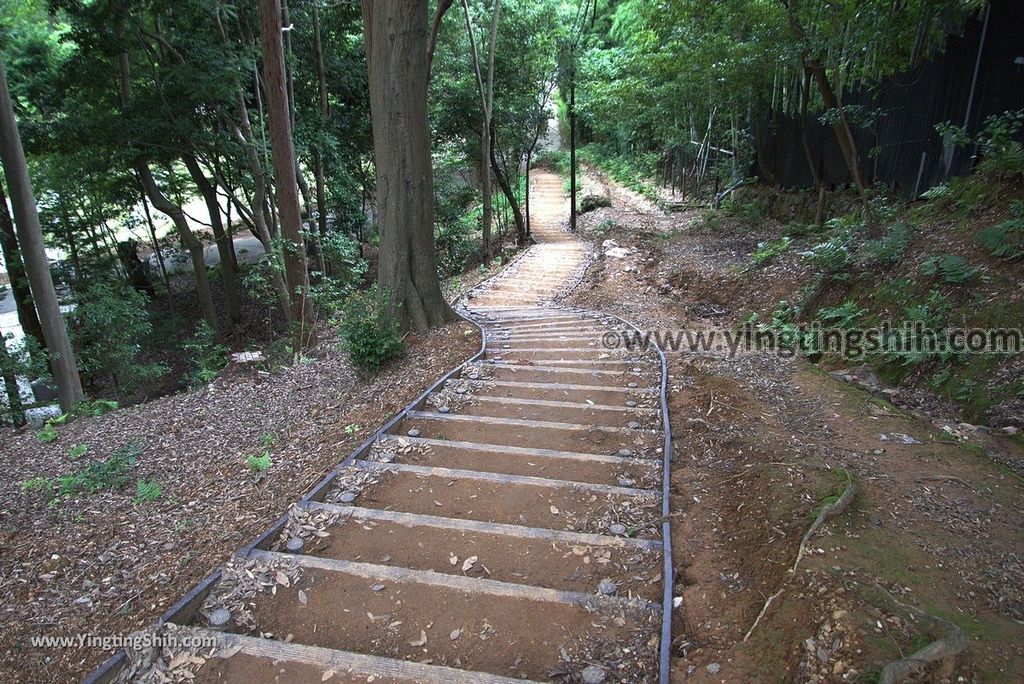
[100,169,670,683]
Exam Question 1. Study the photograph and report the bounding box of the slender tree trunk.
[461,0,494,264]
[258,0,312,343]
[184,154,242,322]
[0,331,25,426]
[569,50,577,231]
[312,2,330,248]
[798,68,822,190]
[0,177,45,350]
[136,162,219,332]
[138,185,173,304]
[361,0,456,332]
[0,58,83,410]
[489,120,526,244]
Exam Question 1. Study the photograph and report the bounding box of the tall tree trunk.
[798,68,821,190]
[184,154,242,322]
[258,0,312,342]
[362,0,457,332]
[312,1,330,249]
[489,120,527,244]
[136,162,219,332]
[0,58,84,411]
[460,0,494,264]
[0,176,45,350]
[138,184,173,304]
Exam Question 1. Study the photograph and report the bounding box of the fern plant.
[920,254,979,284]
[978,200,1024,260]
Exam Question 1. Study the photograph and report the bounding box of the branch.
[426,0,454,78]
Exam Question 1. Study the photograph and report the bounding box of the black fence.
[757,0,1024,198]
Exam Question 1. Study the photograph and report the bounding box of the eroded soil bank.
[564,168,1024,682]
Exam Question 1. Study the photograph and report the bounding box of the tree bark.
[0,58,84,410]
[798,68,821,190]
[489,120,527,244]
[0,176,45,350]
[311,0,330,256]
[362,0,457,332]
[135,162,219,332]
[461,0,493,263]
[184,153,242,322]
[258,0,312,342]
[0,330,25,426]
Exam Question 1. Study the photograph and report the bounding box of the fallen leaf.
[462,556,477,572]
[450,628,462,640]
[449,554,458,566]
[409,630,427,647]
[550,506,560,515]
[322,670,336,681]
[298,590,308,606]
[275,571,290,587]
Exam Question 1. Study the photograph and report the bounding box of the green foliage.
[339,285,404,373]
[133,479,163,504]
[246,452,271,472]
[183,322,229,387]
[862,222,911,264]
[938,109,1024,179]
[816,301,865,330]
[72,399,119,417]
[534,150,570,176]
[978,200,1024,260]
[71,282,168,394]
[751,237,791,266]
[802,231,854,278]
[67,443,89,460]
[311,232,370,312]
[920,254,979,284]
[36,423,58,443]
[24,442,142,503]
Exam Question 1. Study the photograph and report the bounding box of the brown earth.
[0,321,480,682]
[564,166,1024,682]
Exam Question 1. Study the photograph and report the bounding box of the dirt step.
[451,394,658,429]
[397,411,658,453]
[342,468,662,537]
[302,507,661,600]
[231,559,656,681]
[481,363,645,387]
[381,435,659,486]
[190,628,541,684]
[488,348,638,363]
[475,378,656,405]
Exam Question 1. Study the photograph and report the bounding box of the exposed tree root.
[743,470,856,642]
[791,472,856,574]
[873,583,967,684]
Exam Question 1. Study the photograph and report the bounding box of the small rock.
[868,515,882,527]
[627,421,641,429]
[285,538,305,554]
[628,382,638,388]
[609,523,627,535]
[338,491,357,504]
[209,608,232,629]
[625,400,637,408]
[597,579,617,596]
[407,428,421,437]
[455,386,468,394]
[706,663,721,674]
[618,477,635,487]
[438,406,451,414]
[618,448,633,457]
[1003,426,1018,435]
[581,666,607,684]
[371,584,385,592]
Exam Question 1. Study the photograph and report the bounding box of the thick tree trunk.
[0,58,83,410]
[362,0,457,332]
[258,0,312,343]
[461,0,493,263]
[184,154,242,322]
[0,177,45,350]
[135,162,219,332]
[809,63,866,198]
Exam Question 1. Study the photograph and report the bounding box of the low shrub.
[339,285,404,372]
